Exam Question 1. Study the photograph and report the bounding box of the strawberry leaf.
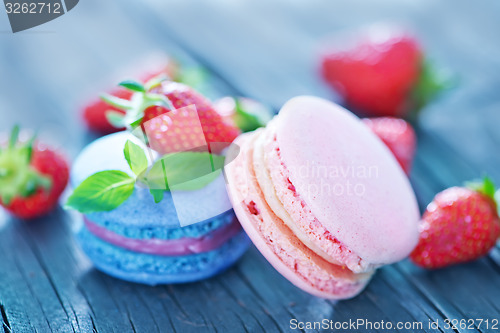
[21,134,36,163]
[65,170,135,213]
[9,125,20,149]
[234,101,264,132]
[467,176,496,200]
[144,75,168,91]
[0,127,52,205]
[119,80,145,93]
[233,98,273,132]
[105,110,127,128]
[100,93,134,110]
[411,59,457,115]
[482,177,496,198]
[123,140,148,176]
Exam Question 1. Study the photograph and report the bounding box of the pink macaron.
[224,96,420,299]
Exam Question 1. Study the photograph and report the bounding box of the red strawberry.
[144,105,209,154]
[83,88,132,134]
[0,127,69,219]
[82,59,180,135]
[321,25,447,117]
[410,178,500,269]
[103,79,241,154]
[141,105,169,127]
[362,117,416,175]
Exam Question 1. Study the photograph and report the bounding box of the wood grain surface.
[0,0,499,332]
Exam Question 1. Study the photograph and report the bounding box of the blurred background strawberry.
[320,24,454,119]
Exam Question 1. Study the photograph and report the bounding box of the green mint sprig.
[65,140,225,213]
[65,170,135,213]
[65,140,146,213]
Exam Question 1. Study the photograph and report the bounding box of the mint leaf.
[171,170,221,191]
[119,80,145,92]
[65,170,135,213]
[124,140,148,176]
[143,152,225,191]
[149,189,164,203]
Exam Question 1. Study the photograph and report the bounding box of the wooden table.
[1,1,499,332]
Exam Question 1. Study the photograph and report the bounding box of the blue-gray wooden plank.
[0,0,499,332]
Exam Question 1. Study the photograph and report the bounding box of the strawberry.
[362,117,416,175]
[321,25,448,117]
[83,88,132,134]
[102,78,241,154]
[0,127,69,219]
[410,178,500,269]
[82,60,180,135]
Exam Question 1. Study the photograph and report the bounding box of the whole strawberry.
[0,126,69,219]
[362,117,416,175]
[83,88,132,134]
[410,178,500,269]
[102,78,240,154]
[321,25,448,117]
[82,60,180,135]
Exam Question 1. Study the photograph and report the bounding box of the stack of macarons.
[71,132,250,285]
[224,96,420,299]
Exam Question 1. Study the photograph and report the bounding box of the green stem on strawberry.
[466,177,500,222]
[466,176,496,201]
[410,59,457,120]
[0,126,51,205]
[100,76,174,130]
[467,177,500,242]
[467,176,500,241]
[233,98,272,132]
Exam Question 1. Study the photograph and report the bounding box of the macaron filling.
[253,125,374,273]
[85,208,236,241]
[84,216,242,256]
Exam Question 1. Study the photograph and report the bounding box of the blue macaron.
[71,132,249,285]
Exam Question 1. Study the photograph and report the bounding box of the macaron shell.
[253,124,371,273]
[275,96,419,264]
[225,132,371,299]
